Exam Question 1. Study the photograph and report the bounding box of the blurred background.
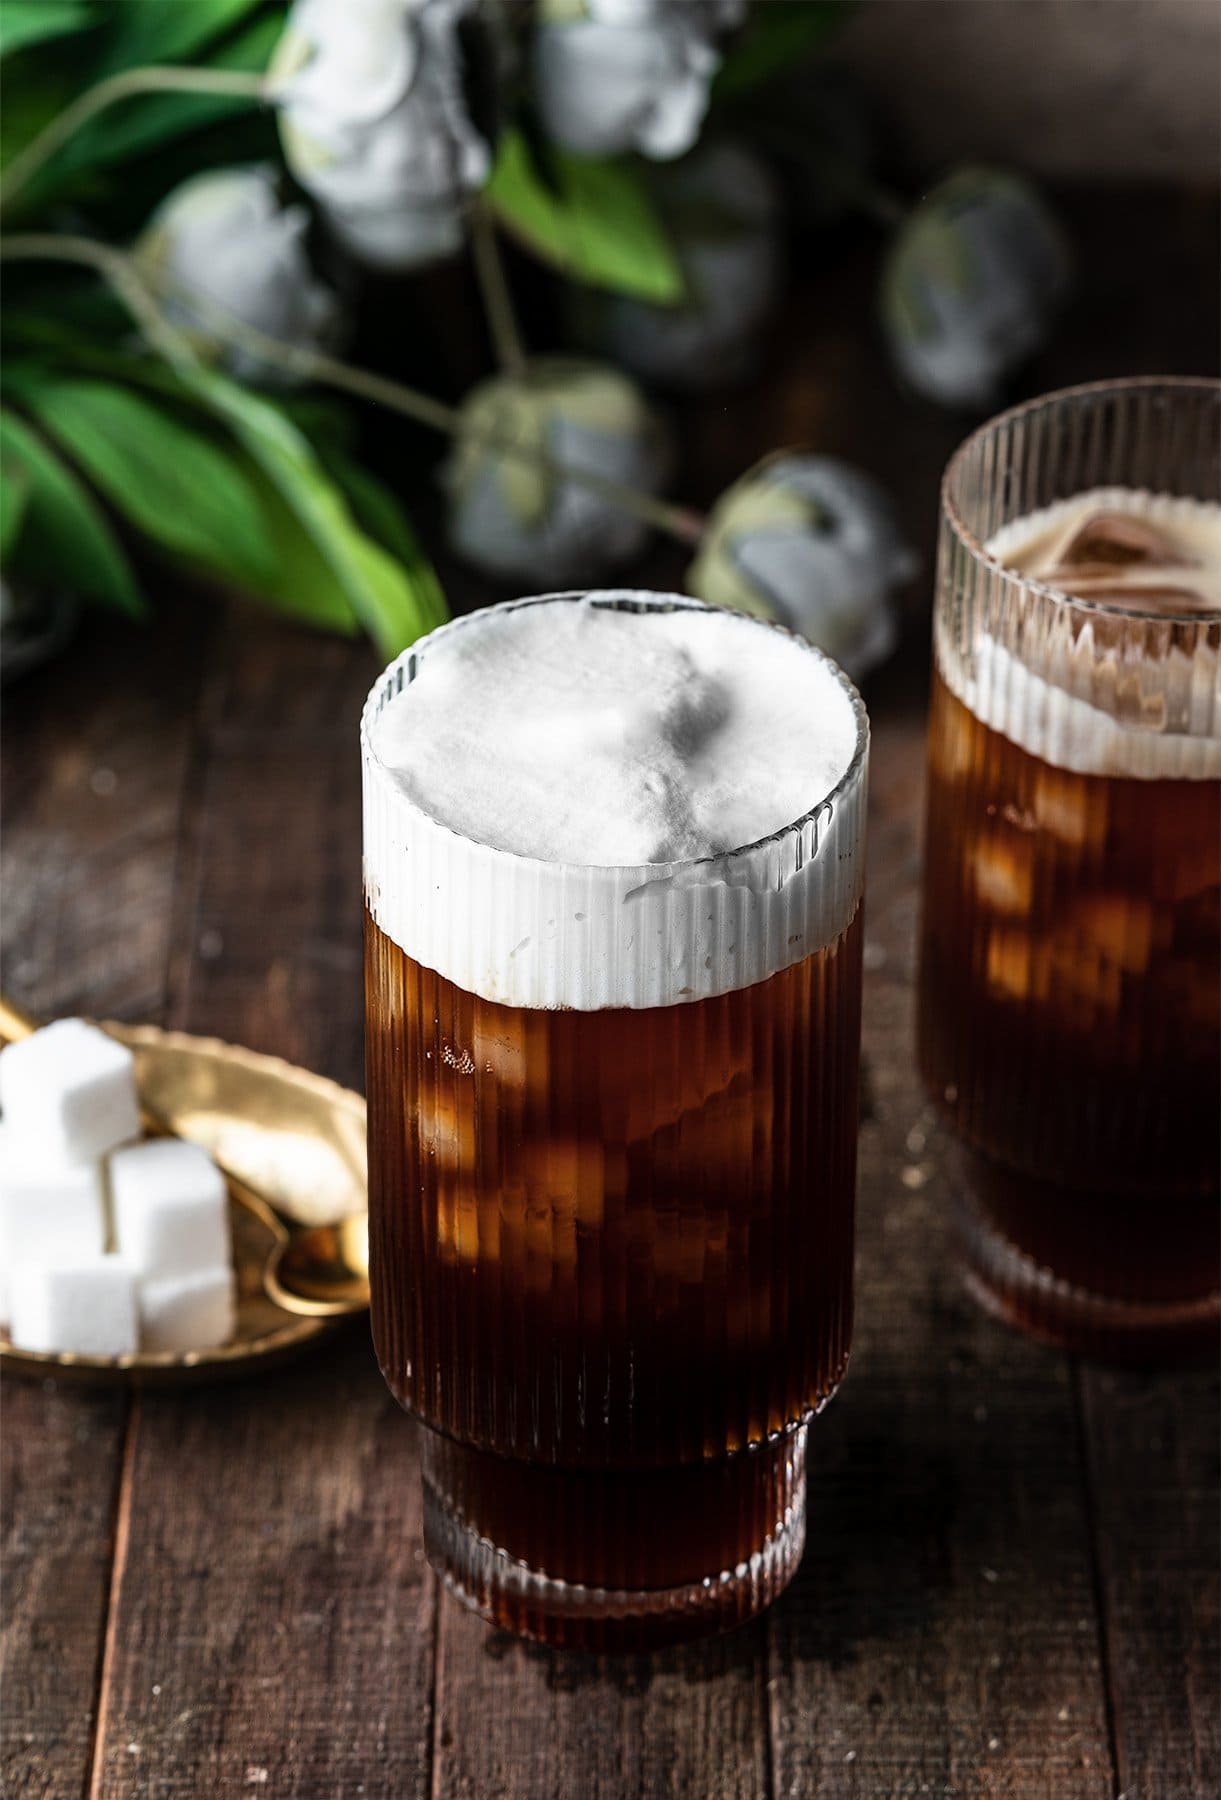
[1,0,1218,1052]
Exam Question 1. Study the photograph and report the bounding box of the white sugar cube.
[110,1138,229,1278]
[10,1256,138,1356]
[139,1266,236,1353]
[0,1128,105,1326]
[0,1019,140,1165]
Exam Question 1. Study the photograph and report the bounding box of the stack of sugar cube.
[0,1019,236,1357]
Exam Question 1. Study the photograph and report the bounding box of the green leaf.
[98,0,263,73]
[316,444,448,634]
[0,2,92,59]
[9,374,281,594]
[1,459,29,559]
[0,408,143,613]
[173,367,447,656]
[488,129,685,305]
[714,0,855,100]
[61,13,277,177]
[0,66,76,174]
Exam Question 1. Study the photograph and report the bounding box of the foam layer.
[362,594,868,1010]
[940,491,1220,781]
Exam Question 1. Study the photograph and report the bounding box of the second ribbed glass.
[918,380,1221,1361]
[362,593,868,1649]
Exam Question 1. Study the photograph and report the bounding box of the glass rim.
[360,589,870,881]
[940,375,1221,629]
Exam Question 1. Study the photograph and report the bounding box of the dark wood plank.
[92,610,437,1797]
[433,1603,770,1799]
[92,1334,435,1800]
[1,604,212,1800]
[1,604,212,1026]
[766,703,1115,1800]
[162,610,379,1087]
[1080,1364,1221,1800]
[1,1382,129,1800]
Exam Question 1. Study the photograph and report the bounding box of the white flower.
[881,166,1072,410]
[532,0,746,161]
[271,0,499,270]
[579,139,782,391]
[445,357,669,584]
[136,166,340,384]
[688,453,917,680]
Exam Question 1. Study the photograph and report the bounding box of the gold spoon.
[0,997,370,1318]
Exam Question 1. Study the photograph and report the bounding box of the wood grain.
[1,604,212,1800]
[433,1602,771,1799]
[91,1335,435,1800]
[1079,1364,1221,1800]
[1,1382,129,1800]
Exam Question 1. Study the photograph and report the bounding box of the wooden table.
[4,189,1218,1800]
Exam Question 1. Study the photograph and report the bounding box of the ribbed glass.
[362,592,869,1648]
[918,380,1221,1359]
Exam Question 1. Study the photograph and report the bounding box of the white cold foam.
[373,597,858,863]
[363,594,868,1010]
[942,491,1221,782]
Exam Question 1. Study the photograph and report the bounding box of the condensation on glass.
[919,379,1221,1359]
[362,593,869,1649]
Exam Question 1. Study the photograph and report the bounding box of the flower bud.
[272,0,501,270]
[136,166,340,384]
[532,0,746,161]
[576,139,782,391]
[445,357,669,584]
[688,453,916,679]
[881,165,1071,410]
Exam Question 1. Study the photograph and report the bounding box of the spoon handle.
[0,994,37,1043]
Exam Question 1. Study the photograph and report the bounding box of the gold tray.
[0,1023,368,1387]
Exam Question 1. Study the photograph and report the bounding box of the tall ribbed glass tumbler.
[918,380,1221,1360]
[362,593,868,1649]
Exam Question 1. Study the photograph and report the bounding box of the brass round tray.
[0,1023,368,1386]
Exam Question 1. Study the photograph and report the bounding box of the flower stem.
[750,118,908,230]
[0,234,706,548]
[0,233,197,363]
[0,68,267,216]
[469,202,526,376]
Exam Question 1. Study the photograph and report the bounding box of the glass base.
[420,1427,808,1652]
[955,1177,1219,1365]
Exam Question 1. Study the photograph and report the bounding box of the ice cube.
[436,1185,486,1265]
[1033,766,1106,850]
[0,1128,105,1325]
[0,1019,140,1165]
[970,833,1034,915]
[1073,895,1157,974]
[9,1256,138,1357]
[1053,510,1182,571]
[110,1138,229,1279]
[985,928,1036,1003]
[139,1266,236,1353]
[415,1087,476,1171]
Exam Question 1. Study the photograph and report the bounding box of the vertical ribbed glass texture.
[362,593,868,1648]
[918,380,1221,1359]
